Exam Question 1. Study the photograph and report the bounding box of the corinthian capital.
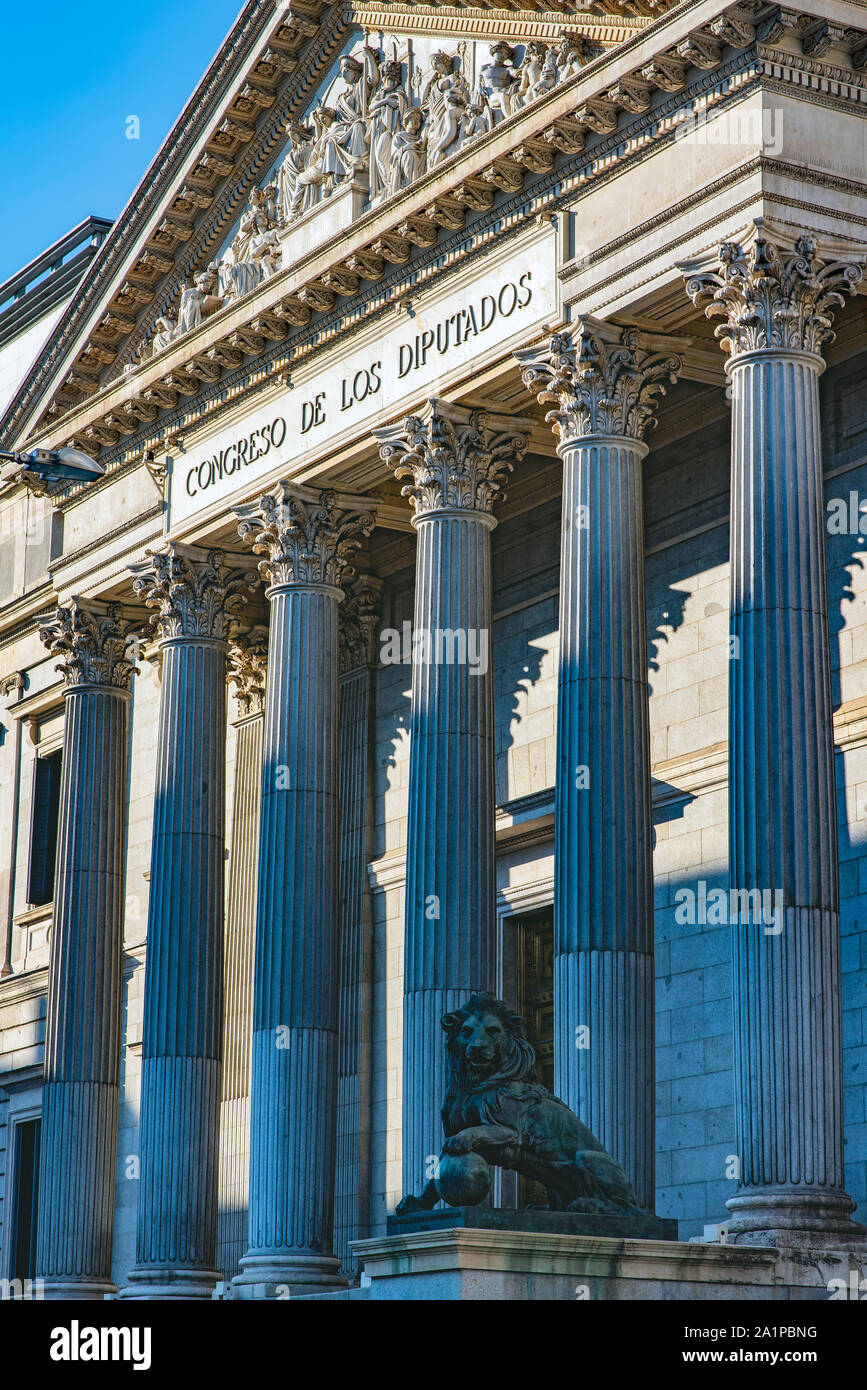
[39,598,141,691]
[234,484,376,590]
[339,574,382,674]
[130,543,258,642]
[681,224,863,359]
[228,625,269,717]
[515,318,682,445]
[374,399,530,519]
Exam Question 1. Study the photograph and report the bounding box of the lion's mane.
[441,991,547,1131]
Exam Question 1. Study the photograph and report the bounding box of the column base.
[120,1266,221,1300]
[40,1277,117,1300]
[231,1251,347,1299]
[726,1190,866,1245]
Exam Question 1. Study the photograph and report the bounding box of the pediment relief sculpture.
[143,30,590,362]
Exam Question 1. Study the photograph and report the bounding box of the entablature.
[6,0,867,508]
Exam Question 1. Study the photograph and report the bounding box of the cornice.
[10,0,867,480]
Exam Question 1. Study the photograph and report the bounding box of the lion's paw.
[395,1194,425,1216]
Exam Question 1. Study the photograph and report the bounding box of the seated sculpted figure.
[388,106,426,194]
[397,992,642,1216]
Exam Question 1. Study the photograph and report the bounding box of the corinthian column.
[232,485,374,1297]
[124,545,255,1299]
[375,401,530,1202]
[682,226,864,1242]
[35,599,139,1299]
[516,324,682,1212]
[217,628,267,1280]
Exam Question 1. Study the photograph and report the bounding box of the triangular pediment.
[0,1,651,452]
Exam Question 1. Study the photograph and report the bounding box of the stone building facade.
[1,0,867,1300]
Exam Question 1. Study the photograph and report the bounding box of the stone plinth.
[278,181,368,272]
[350,1230,862,1301]
[387,1207,678,1240]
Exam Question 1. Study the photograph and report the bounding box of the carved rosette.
[682,226,863,359]
[234,484,375,590]
[39,599,141,691]
[374,399,529,518]
[130,543,258,643]
[515,318,682,445]
[228,626,269,717]
[339,574,382,674]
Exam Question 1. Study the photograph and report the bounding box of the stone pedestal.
[516,324,683,1212]
[350,1229,860,1301]
[231,486,374,1298]
[278,180,368,273]
[35,600,138,1300]
[683,227,865,1246]
[375,402,530,1201]
[124,545,255,1300]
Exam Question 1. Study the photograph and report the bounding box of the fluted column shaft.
[232,485,374,1296]
[132,637,226,1294]
[517,324,683,1213]
[125,545,253,1298]
[683,227,863,1240]
[248,584,341,1278]
[404,507,498,1195]
[727,350,850,1233]
[555,435,654,1211]
[376,401,529,1200]
[35,600,137,1299]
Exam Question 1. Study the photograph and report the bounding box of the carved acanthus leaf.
[515,319,682,443]
[234,484,375,589]
[375,399,530,517]
[39,599,142,691]
[130,544,258,641]
[681,227,863,357]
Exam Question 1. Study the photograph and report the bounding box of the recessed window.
[10,1118,41,1282]
[27,750,62,907]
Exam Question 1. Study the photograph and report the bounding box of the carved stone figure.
[176,278,205,335]
[220,188,280,299]
[277,120,313,220]
[424,51,470,168]
[516,41,550,105]
[479,42,521,123]
[396,993,643,1216]
[555,31,586,85]
[368,58,409,203]
[460,99,490,146]
[290,106,338,214]
[152,316,176,356]
[388,105,426,194]
[320,51,378,187]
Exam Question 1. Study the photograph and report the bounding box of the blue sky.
[0,0,244,283]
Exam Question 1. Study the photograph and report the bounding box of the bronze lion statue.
[397,992,642,1216]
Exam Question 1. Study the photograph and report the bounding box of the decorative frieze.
[234,484,375,589]
[375,398,529,517]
